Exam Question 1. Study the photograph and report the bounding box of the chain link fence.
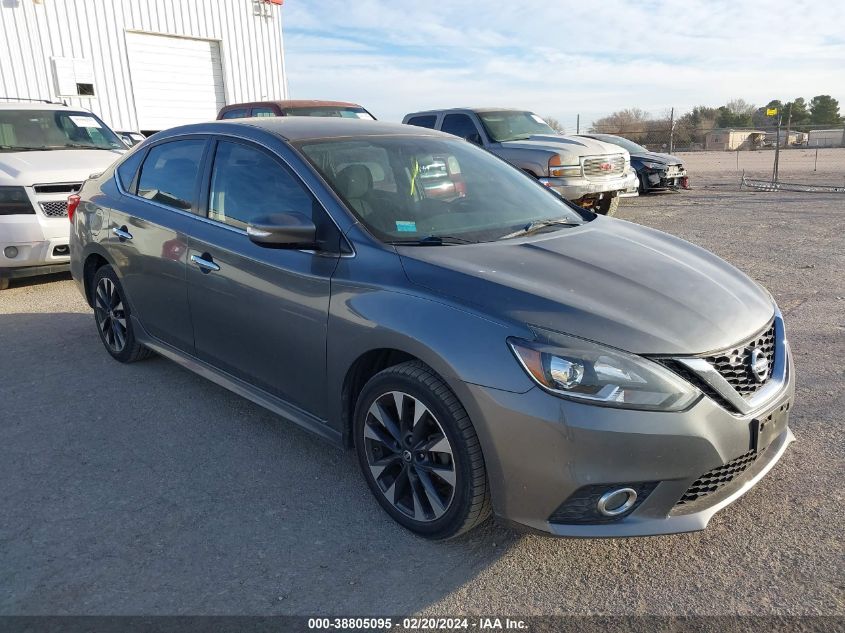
[585,123,845,153]
[580,123,845,188]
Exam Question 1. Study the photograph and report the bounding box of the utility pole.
[783,102,792,150]
[669,107,675,154]
[576,114,580,134]
[772,110,782,183]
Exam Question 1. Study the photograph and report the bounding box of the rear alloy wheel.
[92,266,152,363]
[354,361,491,539]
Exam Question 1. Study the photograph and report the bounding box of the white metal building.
[0,0,287,134]
[806,128,845,148]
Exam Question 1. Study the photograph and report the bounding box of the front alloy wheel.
[363,390,456,521]
[354,361,491,539]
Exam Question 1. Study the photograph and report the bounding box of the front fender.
[326,282,535,434]
[490,146,553,177]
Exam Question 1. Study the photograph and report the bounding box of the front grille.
[660,359,736,411]
[39,201,68,217]
[583,154,625,179]
[33,182,81,194]
[704,321,776,397]
[675,449,762,507]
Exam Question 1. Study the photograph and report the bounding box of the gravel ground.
[0,155,843,616]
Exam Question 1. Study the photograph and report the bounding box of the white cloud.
[281,0,845,127]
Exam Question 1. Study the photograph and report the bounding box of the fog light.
[597,487,637,517]
[4,246,18,259]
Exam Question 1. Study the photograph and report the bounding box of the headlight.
[549,165,582,178]
[509,335,700,411]
[641,161,665,170]
[0,186,35,215]
[548,155,581,178]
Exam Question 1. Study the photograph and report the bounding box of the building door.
[126,32,225,133]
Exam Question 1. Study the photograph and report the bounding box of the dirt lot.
[0,153,843,617]
[678,146,845,185]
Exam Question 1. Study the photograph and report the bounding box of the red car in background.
[217,100,376,121]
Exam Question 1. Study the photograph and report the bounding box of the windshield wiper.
[389,235,477,246]
[499,218,583,240]
[0,145,55,152]
[63,143,115,150]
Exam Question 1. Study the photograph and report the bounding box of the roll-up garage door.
[126,32,225,133]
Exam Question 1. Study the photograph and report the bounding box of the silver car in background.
[70,118,794,539]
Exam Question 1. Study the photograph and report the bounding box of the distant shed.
[806,129,845,148]
[705,129,766,151]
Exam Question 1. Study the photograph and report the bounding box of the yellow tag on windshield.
[410,158,420,197]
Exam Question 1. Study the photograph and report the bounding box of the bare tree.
[544,116,565,134]
[724,98,756,116]
[589,108,652,138]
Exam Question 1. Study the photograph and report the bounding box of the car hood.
[632,151,684,166]
[398,218,774,355]
[499,134,627,158]
[0,148,124,186]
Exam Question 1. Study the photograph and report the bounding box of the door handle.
[112,226,133,241]
[191,253,220,273]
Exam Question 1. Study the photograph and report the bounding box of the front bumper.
[540,170,638,202]
[0,209,70,278]
[457,345,795,537]
[642,165,689,191]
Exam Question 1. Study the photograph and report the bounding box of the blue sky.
[281,0,845,130]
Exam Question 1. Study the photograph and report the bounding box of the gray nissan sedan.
[69,118,794,539]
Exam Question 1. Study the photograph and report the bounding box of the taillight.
[67,194,81,223]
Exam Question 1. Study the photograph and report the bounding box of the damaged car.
[580,133,689,194]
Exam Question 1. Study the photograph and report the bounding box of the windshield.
[296,135,587,244]
[592,134,647,154]
[0,109,125,151]
[477,111,557,142]
[284,106,375,120]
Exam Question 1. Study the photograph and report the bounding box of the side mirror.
[466,133,483,146]
[246,212,317,248]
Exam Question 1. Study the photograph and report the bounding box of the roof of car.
[214,117,447,141]
[0,101,75,110]
[220,99,365,110]
[405,107,527,117]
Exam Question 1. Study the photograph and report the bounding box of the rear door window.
[220,108,248,120]
[136,139,206,211]
[116,148,146,192]
[406,115,437,129]
[440,114,481,141]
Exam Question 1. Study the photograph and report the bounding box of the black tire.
[354,361,491,540]
[0,278,9,291]
[596,195,620,217]
[91,265,153,363]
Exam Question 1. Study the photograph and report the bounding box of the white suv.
[0,101,127,289]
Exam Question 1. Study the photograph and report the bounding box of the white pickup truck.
[403,108,638,215]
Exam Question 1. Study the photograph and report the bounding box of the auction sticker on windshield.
[69,115,102,128]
